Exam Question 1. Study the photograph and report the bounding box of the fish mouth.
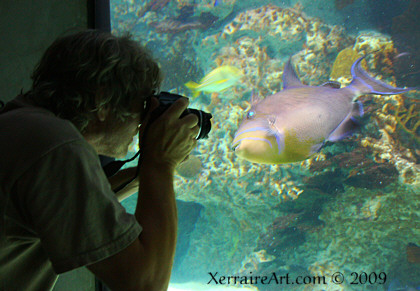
[233,126,283,155]
[232,137,273,151]
[232,126,273,150]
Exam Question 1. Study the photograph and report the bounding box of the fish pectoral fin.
[328,101,364,142]
[328,114,362,143]
[328,118,359,142]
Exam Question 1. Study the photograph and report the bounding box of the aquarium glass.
[110,0,419,290]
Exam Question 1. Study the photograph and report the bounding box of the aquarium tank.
[110,0,419,290]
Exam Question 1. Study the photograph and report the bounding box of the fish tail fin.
[185,81,200,98]
[348,56,417,95]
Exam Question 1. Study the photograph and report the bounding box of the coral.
[237,249,275,274]
[306,183,420,287]
[305,21,351,58]
[307,147,399,189]
[361,130,419,185]
[344,161,398,189]
[255,212,309,259]
[220,4,307,41]
[150,19,206,34]
[382,96,420,146]
[332,149,399,189]
[353,31,398,79]
[200,4,352,88]
[149,6,218,34]
[137,0,170,18]
[308,260,339,278]
[307,261,347,291]
[355,62,419,186]
[396,102,420,142]
[330,47,362,80]
[214,36,272,96]
[158,47,202,91]
[357,195,385,220]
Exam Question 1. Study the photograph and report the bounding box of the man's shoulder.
[0,104,98,187]
[1,104,83,148]
[0,102,92,171]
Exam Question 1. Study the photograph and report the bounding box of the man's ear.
[97,105,110,122]
[95,91,110,122]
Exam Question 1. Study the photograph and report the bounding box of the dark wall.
[0,1,94,289]
[0,0,88,102]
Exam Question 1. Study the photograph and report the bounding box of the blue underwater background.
[111,0,419,290]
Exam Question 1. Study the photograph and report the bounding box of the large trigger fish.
[232,56,416,164]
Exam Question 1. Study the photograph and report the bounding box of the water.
[111,1,419,290]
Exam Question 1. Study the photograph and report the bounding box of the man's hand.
[139,97,199,172]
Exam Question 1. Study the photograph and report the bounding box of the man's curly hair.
[27,30,162,132]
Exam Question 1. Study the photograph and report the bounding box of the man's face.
[84,96,147,159]
[101,112,141,159]
[98,96,146,159]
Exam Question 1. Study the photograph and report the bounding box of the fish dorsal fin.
[283,57,304,89]
[321,81,341,89]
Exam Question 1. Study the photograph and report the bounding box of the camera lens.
[186,109,212,139]
[153,92,212,139]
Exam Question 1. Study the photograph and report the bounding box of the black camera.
[149,92,212,139]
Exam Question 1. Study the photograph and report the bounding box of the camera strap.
[102,150,140,178]
[106,150,141,193]
[109,120,152,193]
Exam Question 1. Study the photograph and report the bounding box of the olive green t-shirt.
[0,96,142,290]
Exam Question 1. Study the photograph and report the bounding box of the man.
[0,30,199,290]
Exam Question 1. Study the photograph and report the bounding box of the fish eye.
[247,111,256,119]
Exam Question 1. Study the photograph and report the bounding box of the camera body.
[150,92,212,139]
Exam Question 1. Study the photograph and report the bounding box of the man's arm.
[134,163,177,290]
[87,98,199,290]
[87,163,177,291]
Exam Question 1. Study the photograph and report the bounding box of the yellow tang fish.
[232,55,416,164]
[185,65,242,97]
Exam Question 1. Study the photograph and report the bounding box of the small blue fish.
[232,55,417,164]
[214,0,220,7]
